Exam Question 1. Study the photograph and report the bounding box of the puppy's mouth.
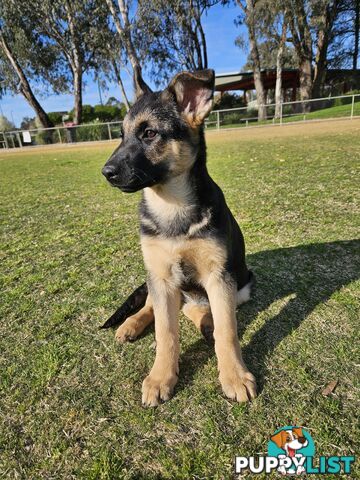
[109,178,157,193]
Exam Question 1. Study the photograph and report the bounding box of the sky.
[0,3,248,127]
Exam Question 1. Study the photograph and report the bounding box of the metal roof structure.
[215,68,360,92]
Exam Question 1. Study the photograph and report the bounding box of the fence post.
[280,102,283,125]
[351,95,355,119]
[3,132,9,149]
[107,123,112,141]
[16,132,23,148]
[216,111,220,130]
[57,128,62,144]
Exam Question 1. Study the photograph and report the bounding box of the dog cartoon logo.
[268,426,315,475]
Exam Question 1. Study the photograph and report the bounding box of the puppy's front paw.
[219,369,257,402]
[141,373,178,407]
[115,320,138,343]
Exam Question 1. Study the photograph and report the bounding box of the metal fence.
[206,93,360,130]
[1,93,360,149]
[0,120,123,149]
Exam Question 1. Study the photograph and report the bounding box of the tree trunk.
[275,20,287,119]
[312,1,339,99]
[0,31,53,128]
[106,0,140,71]
[105,0,144,94]
[288,0,313,108]
[198,20,208,68]
[253,69,267,120]
[354,0,360,71]
[193,4,208,69]
[299,58,312,111]
[112,59,131,111]
[73,68,82,124]
[241,0,267,120]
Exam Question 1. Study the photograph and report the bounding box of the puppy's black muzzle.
[101,163,135,191]
[102,143,169,193]
[102,164,117,182]
[102,147,146,192]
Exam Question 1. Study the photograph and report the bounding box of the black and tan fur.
[101,68,257,406]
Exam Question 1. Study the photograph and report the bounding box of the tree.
[20,117,36,130]
[251,2,290,118]
[312,0,340,98]
[286,0,313,105]
[0,114,15,131]
[236,0,267,120]
[355,0,360,69]
[241,40,297,70]
[328,0,360,72]
[25,0,107,124]
[274,17,288,117]
[93,20,131,111]
[286,0,343,101]
[106,96,122,106]
[136,0,218,85]
[0,31,54,128]
[105,0,145,94]
[0,1,60,128]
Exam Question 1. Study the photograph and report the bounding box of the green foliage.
[333,96,352,107]
[69,104,126,124]
[35,129,55,145]
[93,104,127,122]
[136,0,213,85]
[214,93,245,110]
[0,115,15,132]
[48,112,65,126]
[345,89,360,96]
[75,122,109,142]
[0,0,70,99]
[20,116,36,130]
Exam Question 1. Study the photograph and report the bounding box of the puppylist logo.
[235,426,355,475]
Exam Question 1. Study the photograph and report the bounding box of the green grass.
[1,124,359,479]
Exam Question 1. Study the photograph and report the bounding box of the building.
[215,69,360,103]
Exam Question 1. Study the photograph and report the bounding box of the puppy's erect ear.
[270,430,287,449]
[134,66,152,98]
[164,69,215,126]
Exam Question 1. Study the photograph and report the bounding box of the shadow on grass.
[178,239,360,395]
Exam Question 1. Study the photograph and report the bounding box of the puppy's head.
[102,67,215,192]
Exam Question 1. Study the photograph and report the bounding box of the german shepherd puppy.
[101,68,257,407]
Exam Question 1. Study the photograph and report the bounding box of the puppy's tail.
[99,283,148,329]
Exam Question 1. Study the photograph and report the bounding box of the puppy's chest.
[141,236,226,286]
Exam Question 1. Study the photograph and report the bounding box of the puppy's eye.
[143,129,157,140]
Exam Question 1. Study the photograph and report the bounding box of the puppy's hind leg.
[182,302,214,345]
[115,295,154,343]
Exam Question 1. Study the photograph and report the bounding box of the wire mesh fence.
[1,93,360,149]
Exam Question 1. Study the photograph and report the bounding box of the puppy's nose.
[298,436,306,444]
[102,165,117,180]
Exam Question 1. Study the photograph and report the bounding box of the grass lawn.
[1,120,359,479]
